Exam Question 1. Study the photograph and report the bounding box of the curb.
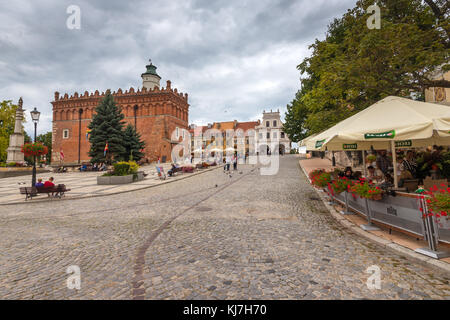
[298,160,450,274]
[1,165,223,206]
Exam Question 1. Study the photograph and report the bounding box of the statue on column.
[6,97,25,164]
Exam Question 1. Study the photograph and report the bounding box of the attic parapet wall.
[51,84,189,123]
[53,83,188,106]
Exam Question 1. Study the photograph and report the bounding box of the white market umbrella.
[302,96,450,187]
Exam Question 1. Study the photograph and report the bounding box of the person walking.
[233,154,237,170]
[225,155,231,172]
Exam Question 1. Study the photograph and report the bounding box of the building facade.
[51,61,189,164]
[187,109,291,162]
[425,70,450,106]
[189,120,259,160]
[255,110,291,155]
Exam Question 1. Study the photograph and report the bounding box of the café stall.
[302,96,450,259]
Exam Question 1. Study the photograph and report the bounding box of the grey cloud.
[0,0,356,136]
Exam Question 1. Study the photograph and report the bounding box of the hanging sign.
[364,130,396,139]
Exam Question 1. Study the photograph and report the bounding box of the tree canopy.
[88,91,126,163]
[37,132,52,164]
[284,0,450,141]
[120,124,145,162]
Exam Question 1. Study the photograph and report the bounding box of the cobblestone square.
[0,156,449,299]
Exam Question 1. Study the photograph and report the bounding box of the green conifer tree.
[88,91,125,163]
[120,124,146,162]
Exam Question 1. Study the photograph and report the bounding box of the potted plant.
[311,171,332,188]
[97,160,141,184]
[21,142,48,157]
[424,184,450,220]
[366,154,377,166]
[349,180,383,200]
[330,177,352,194]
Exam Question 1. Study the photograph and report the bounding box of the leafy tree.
[283,90,309,142]
[0,100,19,162]
[37,132,52,164]
[285,0,450,138]
[120,124,145,161]
[88,91,126,164]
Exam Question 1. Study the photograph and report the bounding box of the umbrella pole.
[391,141,398,189]
[362,150,367,177]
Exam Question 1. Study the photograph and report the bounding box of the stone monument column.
[6,97,25,164]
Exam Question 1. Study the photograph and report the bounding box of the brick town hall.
[51,60,189,164]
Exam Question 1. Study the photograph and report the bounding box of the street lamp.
[30,107,40,187]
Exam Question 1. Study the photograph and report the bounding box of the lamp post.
[30,107,40,187]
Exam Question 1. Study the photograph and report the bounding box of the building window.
[258,133,263,139]
[266,121,270,127]
[176,127,179,138]
[63,129,69,139]
[266,132,270,139]
[273,132,277,139]
[273,120,277,127]
[281,132,285,138]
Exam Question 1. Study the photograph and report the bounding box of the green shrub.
[6,162,16,167]
[128,161,139,174]
[113,162,131,176]
[112,161,139,176]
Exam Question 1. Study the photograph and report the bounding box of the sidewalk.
[0,163,221,205]
[299,157,343,176]
[299,157,450,270]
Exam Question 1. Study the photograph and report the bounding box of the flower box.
[97,174,133,185]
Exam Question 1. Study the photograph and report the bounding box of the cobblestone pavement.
[0,162,199,204]
[0,155,449,299]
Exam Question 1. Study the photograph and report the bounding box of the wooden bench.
[19,184,71,200]
[20,187,37,200]
[182,166,194,173]
[168,166,182,177]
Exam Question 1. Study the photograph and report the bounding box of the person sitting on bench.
[35,178,44,187]
[168,163,180,177]
[44,177,55,188]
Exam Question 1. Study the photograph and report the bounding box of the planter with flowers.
[329,177,353,195]
[423,184,450,220]
[309,170,332,189]
[349,180,384,201]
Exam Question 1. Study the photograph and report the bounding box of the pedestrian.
[226,155,231,172]
[233,154,237,170]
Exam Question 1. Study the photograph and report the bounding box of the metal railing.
[327,189,449,259]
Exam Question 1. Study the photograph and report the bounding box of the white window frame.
[63,129,69,139]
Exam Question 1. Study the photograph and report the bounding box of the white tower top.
[141,59,161,90]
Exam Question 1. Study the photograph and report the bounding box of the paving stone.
[0,156,449,299]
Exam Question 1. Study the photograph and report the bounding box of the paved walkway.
[0,163,219,205]
[0,155,449,299]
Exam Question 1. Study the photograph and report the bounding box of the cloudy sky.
[0,0,356,137]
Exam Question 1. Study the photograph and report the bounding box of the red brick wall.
[51,84,189,164]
